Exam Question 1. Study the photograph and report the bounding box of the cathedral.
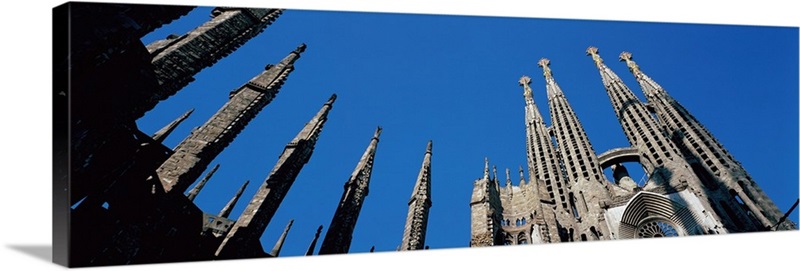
[468,49,797,246]
[53,2,796,268]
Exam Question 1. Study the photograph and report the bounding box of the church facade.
[469,48,796,246]
[54,2,795,268]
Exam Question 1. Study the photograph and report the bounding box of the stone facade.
[469,47,797,247]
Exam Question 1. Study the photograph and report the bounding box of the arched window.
[521,217,526,225]
[636,220,680,238]
[500,219,505,226]
[515,219,521,227]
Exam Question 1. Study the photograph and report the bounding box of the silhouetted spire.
[152,108,194,143]
[305,225,323,256]
[215,95,334,259]
[157,45,308,194]
[218,180,250,218]
[141,8,284,121]
[185,164,219,201]
[319,126,382,255]
[270,219,294,257]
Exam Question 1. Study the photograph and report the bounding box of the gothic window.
[516,219,521,227]
[521,218,526,225]
[636,220,680,238]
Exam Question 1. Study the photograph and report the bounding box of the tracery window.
[636,220,680,238]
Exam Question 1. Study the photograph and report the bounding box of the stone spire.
[156,45,307,194]
[151,108,194,143]
[483,157,490,180]
[586,46,682,187]
[319,127,382,255]
[185,164,220,201]
[269,219,294,257]
[215,94,335,259]
[137,8,284,120]
[620,51,793,231]
[400,140,433,251]
[469,156,504,247]
[218,180,250,219]
[305,225,323,256]
[520,75,568,210]
[540,57,613,239]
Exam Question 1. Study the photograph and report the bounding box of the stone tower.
[539,58,614,241]
[400,140,433,251]
[215,94,336,258]
[469,158,505,246]
[619,52,794,231]
[319,127,382,255]
[156,44,307,194]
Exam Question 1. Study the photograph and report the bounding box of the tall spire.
[269,219,294,257]
[157,45,307,194]
[400,140,433,251]
[215,94,335,259]
[218,180,250,219]
[305,225,323,256]
[620,51,792,231]
[540,57,607,186]
[520,74,568,210]
[185,164,220,201]
[151,108,194,143]
[541,57,612,239]
[137,8,284,120]
[585,46,682,185]
[319,126,382,255]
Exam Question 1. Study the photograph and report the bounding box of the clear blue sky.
[137,6,798,257]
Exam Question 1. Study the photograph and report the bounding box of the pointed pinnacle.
[152,108,194,143]
[426,140,433,154]
[483,157,490,180]
[326,93,337,105]
[492,165,498,181]
[586,46,603,66]
[218,180,250,218]
[518,166,525,181]
[619,51,641,75]
[186,164,220,201]
[537,58,553,81]
[519,75,533,99]
[373,126,383,140]
[305,225,324,256]
[270,219,294,257]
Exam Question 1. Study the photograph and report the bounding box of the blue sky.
[137,6,798,257]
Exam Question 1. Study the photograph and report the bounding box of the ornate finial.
[537,58,553,80]
[519,75,533,99]
[619,51,641,75]
[492,165,498,181]
[518,165,525,180]
[426,140,433,154]
[586,46,603,65]
[483,157,490,180]
[505,168,511,182]
[373,126,383,140]
[294,43,307,54]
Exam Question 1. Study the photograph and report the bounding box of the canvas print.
[52,1,799,267]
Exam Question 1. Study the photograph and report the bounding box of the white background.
[1,0,798,270]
